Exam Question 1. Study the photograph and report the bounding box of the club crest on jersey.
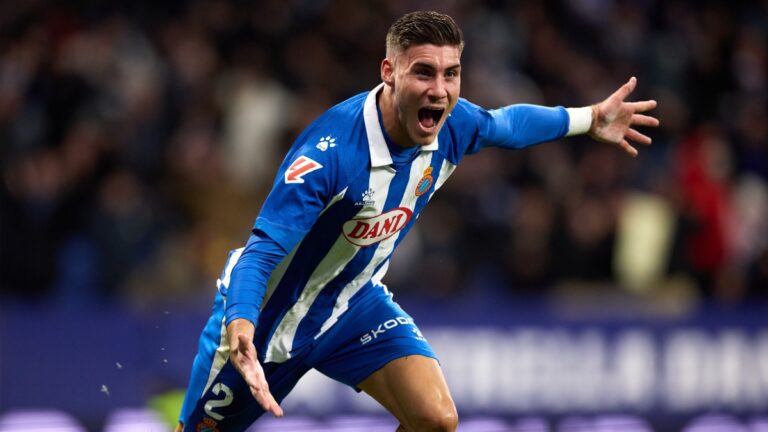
[285,156,322,184]
[196,418,220,432]
[342,207,413,247]
[415,166,433,196]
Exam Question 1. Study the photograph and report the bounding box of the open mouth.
[417,107,445,130]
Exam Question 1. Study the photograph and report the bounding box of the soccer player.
[177,11,658,432]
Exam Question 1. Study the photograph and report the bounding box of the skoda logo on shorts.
[360,316,418,345]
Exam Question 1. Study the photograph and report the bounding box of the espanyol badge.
[415,166,433,196]
[196,418,220,432]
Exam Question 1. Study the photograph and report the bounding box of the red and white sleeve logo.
[284,156,323,184]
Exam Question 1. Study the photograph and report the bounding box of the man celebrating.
[177,11,658,432]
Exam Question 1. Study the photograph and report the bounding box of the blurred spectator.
[675,125,734,298]
[219,44,295,190]
[0,0,766,315]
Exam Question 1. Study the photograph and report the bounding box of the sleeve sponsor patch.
[284,156,323,184]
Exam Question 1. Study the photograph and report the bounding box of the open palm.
[589,77,659,157]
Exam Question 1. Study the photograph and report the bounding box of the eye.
[445,69,459,79]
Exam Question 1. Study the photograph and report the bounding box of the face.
[382,44,461,147]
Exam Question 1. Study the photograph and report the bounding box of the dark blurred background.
[1,0,767,431]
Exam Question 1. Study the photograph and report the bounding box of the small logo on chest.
[355,188,376,207]
[342,207,413,247]
[415,166,434,196]
[316,135,337,151]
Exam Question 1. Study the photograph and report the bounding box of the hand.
[228,320,284,417]
[589,77,659,157]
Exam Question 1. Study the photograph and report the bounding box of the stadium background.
[1,0,766,430]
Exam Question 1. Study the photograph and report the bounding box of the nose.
[427,77,448,101]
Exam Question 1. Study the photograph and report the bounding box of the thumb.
[238,333,251,346]
[236,333,254,355]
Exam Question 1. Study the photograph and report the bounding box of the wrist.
[565,106,594,136]
[227,318,255,341]
[590,104,599,133]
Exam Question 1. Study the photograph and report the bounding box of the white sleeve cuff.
[566,107,593,136]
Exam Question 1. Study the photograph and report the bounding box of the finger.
[613,76,637,101]
[631,113,660,127]
[625,128,652,145]
[266,393,284,417]
[627,100,657,113]
[251,383,284,417]
[619,139,638,157]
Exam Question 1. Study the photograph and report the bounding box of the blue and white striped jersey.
[219,83,571,363]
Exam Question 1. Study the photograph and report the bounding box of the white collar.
[363,83,439,167]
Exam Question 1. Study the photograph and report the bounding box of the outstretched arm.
[588,77,659,157]
[467,77,658,154]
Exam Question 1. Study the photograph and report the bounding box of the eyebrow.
[411,62,462,71]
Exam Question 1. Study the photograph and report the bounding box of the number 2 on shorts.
[203,383,233,421]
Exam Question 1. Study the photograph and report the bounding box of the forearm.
[225,231,287,327]
[483,104,597,150]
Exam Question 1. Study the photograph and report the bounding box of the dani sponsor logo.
[342,207,412,247]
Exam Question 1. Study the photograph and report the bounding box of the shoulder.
[450,98,486,120]
[438,98,489,160]
[444,98,492,137]
[296,91,369,149]
[281,91,371,186]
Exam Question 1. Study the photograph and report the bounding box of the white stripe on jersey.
[264,171,395,363]
[202,316,229,397]
[371,259,389,286]
[204,248,245,398]
[261,187,349,309]
[314,150,435,339]
[216,247,244,291]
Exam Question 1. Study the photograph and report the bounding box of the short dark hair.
[385,11,464,58]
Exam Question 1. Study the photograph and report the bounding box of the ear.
[381,58,395,87]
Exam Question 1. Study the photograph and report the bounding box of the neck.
[378,85,417,148]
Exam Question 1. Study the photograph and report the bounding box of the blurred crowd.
[1,0,766,313]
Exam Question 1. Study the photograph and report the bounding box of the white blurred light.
[683,414,749,432]
[101,408,166,432]
[0,410,86,432]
